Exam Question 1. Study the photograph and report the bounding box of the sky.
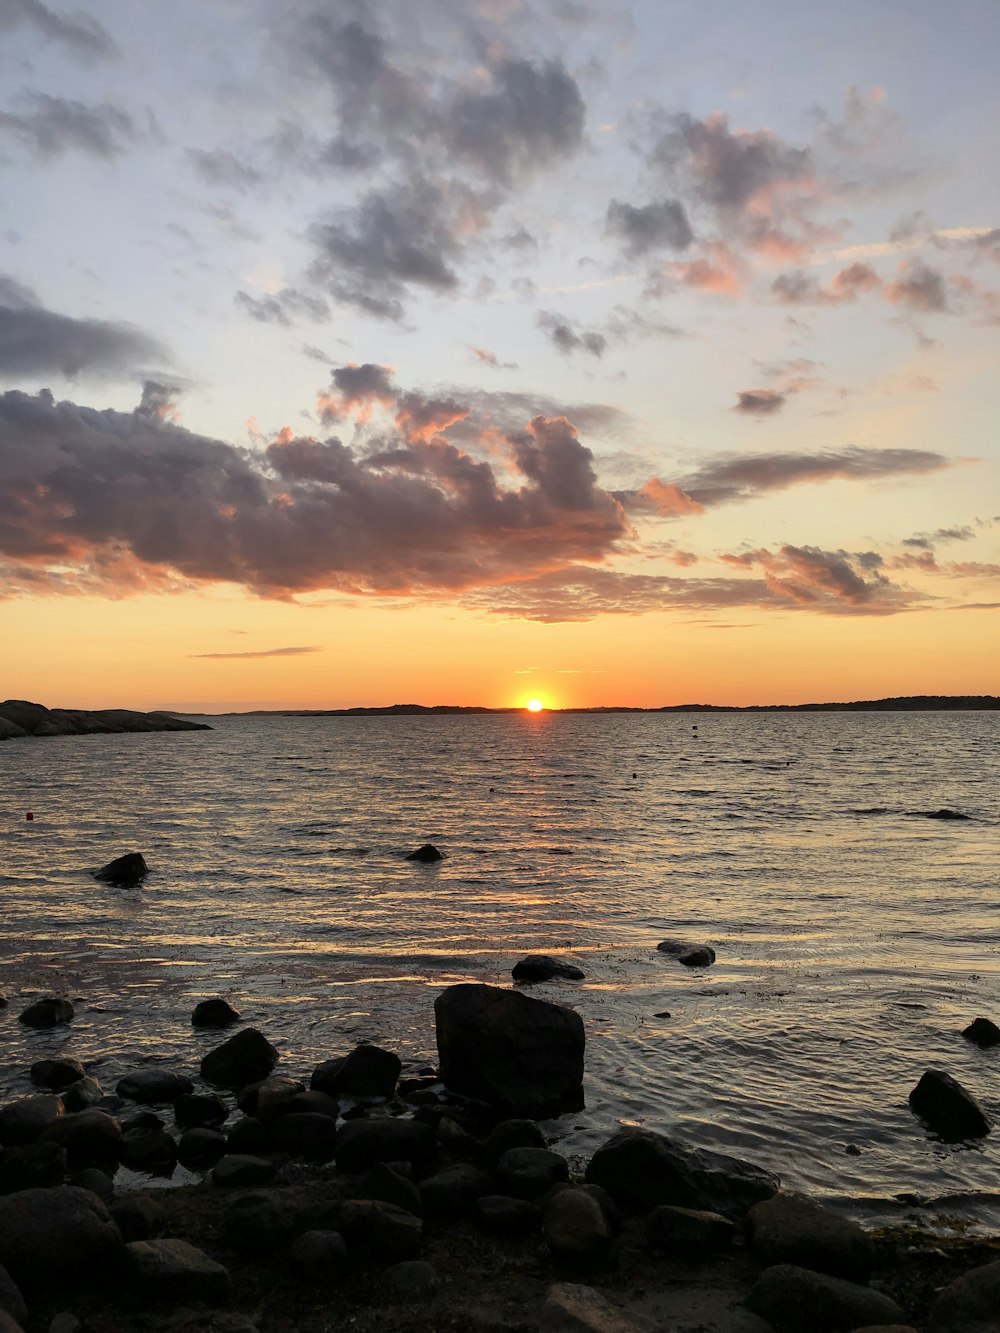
[0,0,997,711]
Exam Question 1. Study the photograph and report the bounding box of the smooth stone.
[334,1117,437,1174]
[656,940,716,967]
[119,1126,178,1176]
[17,998,73,1029]
[42,1110,122,1167]
[177,1127,228,1170]
[746,1264,903,1332]
[191,998,241,1027]
[116,1070,194,1105]
[125,1238,231,1302]
[0,1262,28,1326]
[543,1188,612,1261]
[512,955,586,983]
[482,1118,547,1167]
[497,1146,570,1200]
[174,1093,228,1129]
[238,1077,305,1122]
[286,1091,341,1120]
[648,1204,734,1251]
[211,1155,275,1188]
[962,1017,1000,1049]
[405,844,444,862]
[338,1201,423,1264]
[219,1193,296,1256]
[270,1112,339,1162]
[311,1044,401,1100]
[0,1142,67,1192]
[68,1166,115,1201]
[109,1197,162,1242]
[386,1259,440,1302]
[929,1257,1000,1330]
[908,1069,990,1140]
[200,1029,278,1090]
[0,1096,64,1147]
[419,1164,495,1215]
[288,1230,349,1281]
[925,809,970,820]
[226,1117,269,1155]
[539,1282,647,1333]
[475,1195,543,1236]
[355,1163,424,1218]
[0,1186,122,1289]
[30,1059,85,1092]
[745,1192,875,1281]
[93,852,149,886]
[60,1078,104,1112]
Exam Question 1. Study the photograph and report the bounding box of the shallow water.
[1,710,998,1220]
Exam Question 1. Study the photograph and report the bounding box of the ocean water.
[1,710,998,1222]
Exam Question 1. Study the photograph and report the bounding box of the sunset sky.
[1,0,997,710]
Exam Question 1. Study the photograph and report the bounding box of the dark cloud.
[192,645,321,659]
[135,379,182,422]
[0,278,169,379]
[0,0,115,59]
[605,197,693,256]
[733,389,785,416]
[903,526,975,549]
[884,259,949,313]
[0,93,143,159]
[537,311,606,358]
[719,543,914,613]
[187,148,263,191]
[772,261,882,305]
[235,288,331,326]
[0,377,629,598]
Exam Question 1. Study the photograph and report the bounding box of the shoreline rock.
[0,699,210,741]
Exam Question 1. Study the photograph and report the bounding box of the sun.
[525,698,545,713]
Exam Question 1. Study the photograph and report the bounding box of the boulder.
[0,1186,122,1289]
[356,1163,424,1218]
[219,1193,296,1256]
[60,1078,104,1112]
[656,940,716,967]
[17,998,73,1029]
[0,702,50,733]
[386,1259,440,1302]
[745,1192,874,1281]
[0,1263,27,1327]
[200,1029,278,1089]
[311,1044,401,1100]
[338,1201,423,1264]
[0,1141,67,1193]
[475,1195,542,1237]
[116,1070,193,1105]
[238,1076,306,1122]
[539,1282,647,1333]
[191,998,240,1028]
[30,1059,85,1091]
[908,1069,990,1140]
[418,1164,495,1215]
[746,1264,903,1332]
[512,956,586,983]
[93,853,148,886]
[119,1126,177,1176]
[288,1230,349,1281]
[211,1155,274,1188]
[0,1311,24,1333]
[0,717,28,739]
[928,1257,1000,1330]
[543,1188,613,1262]
[405,844,444,862]
[177,1127,228,1171]
[496,1147,570,1200]
[226,1117,269,1155]
[173,1093,228,1129]
[482,1118,548,1166]
[334,1117,437,1174]
[42,1110,122,1168]
[962,1017,1000,1049]
[585,1128,778,1219]
[108,1196,162,1243]
[0,1096,64,1146]
[125,1238,231,1302]
[648,1205,734,1251]
[435,983,585,1118]
[270,1113,339,1163]
[68,1167,114,1201]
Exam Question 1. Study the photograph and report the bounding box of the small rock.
[334,1117,437,1174]
[48,1315,82,1333]
[17,998,73,1029]
[238,1076,305,1122]
[648,1204,734,1251]
[386,1259,440,1302]
[0,1141,67,1192]
[311,1044,401,1100]
[191,997,241,1027]
[475,1195,542,1237]
[29,1059,85,1091]
[177,1127,228,1170]
[925,809,970,820]
[93,852,148,885]
[0,1262,28,1326]
[497,1146,570,1200]
[405,844,444,862]
[356,1162,424,1218]
[746,1263,903,1332]
[68,1166,115,1200]
[482,1118,547,1167]
[0,1095,64,1147]
[419,1164,495,1215]
[929,1256,1000,1330]
[42,1109,122,1168]
[338,1200,423,1264]
[219,1193,295,1256]
[109,1196,162,1242]
[125,1238,231,1302]
[512,956,585,983]
[288,1230,349,1281]
[270,1112,339,1162]
[174,1093,228,1129]
[200,1029,278,1089]
[678,946,716,967]
[539,1282,647,1333]
[543,1188,612,1262]
[745,1192,874,1281]
[116,1070,194,1105]
[120,1125,178,1176]
[212,1154,274,1188]
[226,1117,269,1155]
[60,1077,104,1112]
[962,1017,1000,1048]
[909,1069,990,1140]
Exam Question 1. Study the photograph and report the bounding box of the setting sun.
[526,698,545,713]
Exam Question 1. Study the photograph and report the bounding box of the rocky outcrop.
[908,1069,990,1140]
[0,699,211,740]
[434,983,585,1118]
[405,844,444,862]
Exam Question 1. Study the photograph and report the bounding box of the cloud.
[235,288,331,326]
[605,197,693,256]
[902,526,975,550]
[469,345,517,370]
[0,93,144,159]
[884,259,949,313]
[772,261,882,304]
[0,0,115,59]
[191,645,321,659]
[187,148,263,191]
[135,379,182,422]
[537,310,606,358]
[733,389,785,416]
[718,543,916,613]
[0,276,169,379]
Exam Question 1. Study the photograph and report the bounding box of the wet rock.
[42,1110,122,1168]
[405,844,444,862]
[174,1093,228,1130]
[585,1127,779,1219]
[68,1167,115,1201]
[0,1096,64,1147]
[338,1200,423,1264]
[191,997,241,1027]
[17,998,73,1029]
[356,1163,424,1218]
[745,1192,875,1281]
[226,1117,269,1155]
[928,1256,1000,1330]
[386,1259,440,1302]
[398,1076,440,1102]
[746,1264,903,1332]
[475,1195,542,1237]
[512,956,585,983]
[496,1147,569,1200]
[962,1017,1000,1049]
[116,1070,193,1105]
[288,1230,349,1281]
[0,1263,27,1326]
[419,1164,495,1215]
[270,1112,339,1163]
[119,1125,177,1176]
[200,1028,278,1089]
[543,1188,612,1262]
[435,983,585,1119]
[29,1059,85,1092]
[59,1078,103,1112]
[908,1069,990,1140]
[125,1238,231,1302]
[334,1117,437,1174]
[211,1154,274,1188]
[648,1204,734,1251]
[656,940,716,967]
[483,1118,548,1167]
[238,1076,305,1122]
[311,1044,401,1100]
[0,1142,67,1193]
[219,1193,295,1256]
[177,1127,228,1171]
[539,1282,646,1333]
[93,852,148,886]
[0,1186,122,1289]
[925,809,970,820]
[108,1196,162,1243]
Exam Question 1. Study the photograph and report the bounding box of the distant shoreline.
[198,694,1000,717]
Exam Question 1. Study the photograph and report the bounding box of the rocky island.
[0,700,211,741]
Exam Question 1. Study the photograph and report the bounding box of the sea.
[1,710,998,1227]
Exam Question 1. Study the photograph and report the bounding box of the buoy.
[25,812,33,821]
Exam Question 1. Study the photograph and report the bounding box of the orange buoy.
[26,812,33,821]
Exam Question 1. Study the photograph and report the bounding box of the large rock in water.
[434,983,585,1118]
[200,1029,278,1089]
[585,1128,779,1219]
[94,852,148,886]
[0,1186,122,1289]
[512,955,586,983]
[311,1043,401,1099]
[908,1069,990,1140]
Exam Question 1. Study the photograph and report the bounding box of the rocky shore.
[1,980,999,1333]
[0,701,210,742]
